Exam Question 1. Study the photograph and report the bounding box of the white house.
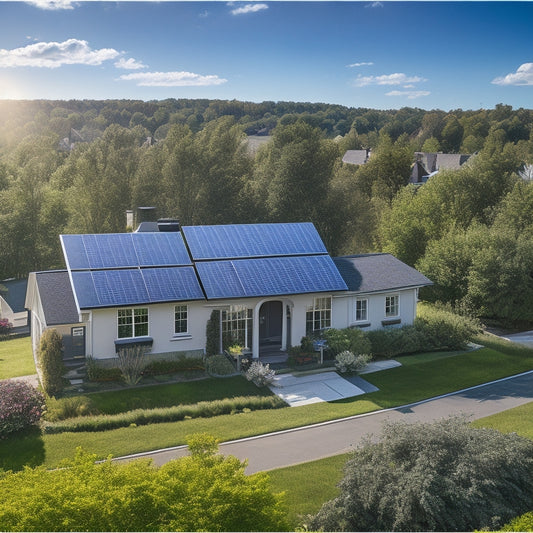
[25,222,432,366]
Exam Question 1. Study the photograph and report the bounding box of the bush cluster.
[37,329,65,397]
[0,318,13,340]
[43,395,285,434]
[142,356,204,375]
[322,328,372,359]
[205,354,237,376]
[44,396,97,422]
[245,361,275,387]
[0,380,45,438]
[335,351,371,374]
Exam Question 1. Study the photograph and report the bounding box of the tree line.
[0,99,532,326]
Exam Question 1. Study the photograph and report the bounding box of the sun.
[0,76,27,100]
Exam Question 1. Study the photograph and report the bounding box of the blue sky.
[0,1,532,110]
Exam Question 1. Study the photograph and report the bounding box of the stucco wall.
[332,288,418,330]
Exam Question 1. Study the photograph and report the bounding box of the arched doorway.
[258,300,284,358]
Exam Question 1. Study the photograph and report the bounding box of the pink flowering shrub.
[0,318,13,338]
[0,380,45,438]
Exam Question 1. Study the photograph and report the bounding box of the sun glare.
[0,77,27,100]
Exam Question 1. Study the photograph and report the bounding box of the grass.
[268,453,349,528]
[0,336,35,379]
[1,333,532,471]
[81,376,273,415]
[472,400,533,439]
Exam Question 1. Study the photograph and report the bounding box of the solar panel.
[72,267,204,308]
[142,267,204,302]
[61,232,191,270]
[196,255,347,299]
[182,223,327,260]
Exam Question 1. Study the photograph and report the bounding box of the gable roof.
[0,278,28,313]
[342,149,370,165]
[60,223,348,310]
[333,254,433,294]
[35,271,80,325]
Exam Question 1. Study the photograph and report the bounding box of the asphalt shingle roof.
[333,254,433,294]
[36,271,80,325]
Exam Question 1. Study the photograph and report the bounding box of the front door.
[259,301,282,345]
[63,326,86,359]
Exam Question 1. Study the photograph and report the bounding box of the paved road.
[117,370,533,474]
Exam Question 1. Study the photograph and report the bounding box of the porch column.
[281,302,287,351]
[252,304,260,359]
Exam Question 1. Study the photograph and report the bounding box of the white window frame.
[221,305,253,349]
[306,296,332,334]
[174,304,188,335]
[117,308,149,339]
[385,295,399,318]
[355,298,368,322]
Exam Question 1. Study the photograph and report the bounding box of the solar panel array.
[61,232,202,309]
[182,223,327,260]
[61,232,191,270]
[196,255,348,300]
[62,223,348,309]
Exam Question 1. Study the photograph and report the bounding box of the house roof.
[333,254,433,294]
[35,271,80,325]
[342,149,369,165]
[0,278,28,313]
[60,222,348,309]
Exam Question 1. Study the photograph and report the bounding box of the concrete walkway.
[269,360,400,407]
[116,370,533,474]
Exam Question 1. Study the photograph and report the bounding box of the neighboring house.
[58,128,85,152]
[342,149,371,165]
[0,278,29,331]
[25,222,432,366]
[410,151,472,184]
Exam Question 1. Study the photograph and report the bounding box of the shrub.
[0,380,45,438]
[309,417,533,532]
[85,356,122,382]
[42,395,286,433]
[335,351,371,374]
[0,318,13,340]
[205,354,237,376]
[44,395,98,422]
[142,356,204,376]
[245,361,275,387]
[205,310,220,356]
[501,511,533,531]
[116,345,147,385]
[323,328,372,359]
[37,328,65,397]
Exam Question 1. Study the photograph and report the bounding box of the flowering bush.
[0,318,13,339]
[245,361,275,387]
[0,380,45,438]
[335,351,371,374]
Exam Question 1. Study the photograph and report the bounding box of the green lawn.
[0,336,35,379]
[472,400,533,439]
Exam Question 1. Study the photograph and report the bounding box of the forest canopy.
[0,98,531,325]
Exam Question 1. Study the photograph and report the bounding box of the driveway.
[116,370,533,474]
[502,330,533,348]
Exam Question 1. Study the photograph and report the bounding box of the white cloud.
[347,62,374,68]
[115,57,147,70]
[119,71,228,87]
[24,0,75,9]
[353,73,427,87]
[492,63,533,86]
[0,39,119,68]
[386,90,431,99]
[366,2,383,7]
[230,3,268,15]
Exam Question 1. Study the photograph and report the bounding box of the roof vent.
[157,218,181,232]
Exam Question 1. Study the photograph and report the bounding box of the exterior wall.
[332,288,419,331]
[88,292,332,361]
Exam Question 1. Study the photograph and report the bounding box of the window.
[306,296,331,334]
[174,305,188,335]
[221,305,253,349]
[355,298,368,322]
[117,308,148,338]
[385,295,399,317]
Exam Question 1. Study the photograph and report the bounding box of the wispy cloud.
[366,2,383,7]
[353,73,427,87]
[492,63,533,86]
[115,57,147,70]
[347,61,374,68]
[119,71,228,87]
[386,90,431,99]
[0,39,119,68]
[229,3,268,15]
[24,0,75,9]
